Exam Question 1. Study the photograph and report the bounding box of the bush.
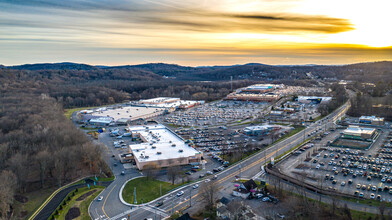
[59,205,62,210]
[68,196,71,201]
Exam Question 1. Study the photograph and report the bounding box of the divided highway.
[90,102,350,220]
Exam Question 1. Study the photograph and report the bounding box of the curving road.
[89,102,350,220]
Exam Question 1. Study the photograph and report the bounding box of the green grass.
[341,196,392,208]
[274,125,305,143]
[80,189,103,220]
[122,177,181,204]
[13,187,57,219]
[350,209,378,219]
[52,186,104,220]
[64,107,92,119]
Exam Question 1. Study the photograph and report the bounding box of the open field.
[122,177,182,204]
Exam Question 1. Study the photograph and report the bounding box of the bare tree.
[199,179,219,211]
[379,202,386,219]
[143,163,158,180]
[167,166,181,185]
[0,170,17,218]
[36,150,51,188]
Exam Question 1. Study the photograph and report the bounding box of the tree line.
[0,94,110,218]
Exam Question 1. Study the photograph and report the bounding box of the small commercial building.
[297,96,332,104]
[139,97,180,105]
[89,117,114,126]
[342,125,377,140]
[243,125,281,136]
[359,116,384,125]
[128,124,202,170]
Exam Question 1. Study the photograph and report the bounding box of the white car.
[332,167,337,171]
[193,184,199,189]
[205,179,211,183]
[262,197,271,202]
[316,165,320,169]
[97,196,103,201]
[341,181,345,186]
[370,193,375,199]
[177,191,184,197]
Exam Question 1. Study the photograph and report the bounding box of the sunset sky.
[1,0,392,66]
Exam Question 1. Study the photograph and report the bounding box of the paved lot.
[279,126,392,201]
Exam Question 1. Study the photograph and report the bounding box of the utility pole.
[230,76,233,91]
[172,198,174,215]
[160,184,162,197]
[134,187,137,204]
[189,188,192,207]
[239,163,242,179]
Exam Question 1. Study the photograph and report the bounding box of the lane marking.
[102,184,117,218]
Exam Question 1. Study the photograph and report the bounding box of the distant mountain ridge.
[5,61,392,82]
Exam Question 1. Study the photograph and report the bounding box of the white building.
[297,96,332,104]
[128,124,202,170]
[359,116,384,125]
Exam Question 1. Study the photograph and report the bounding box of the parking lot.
[278,126,392,201]
[161,100,269,127]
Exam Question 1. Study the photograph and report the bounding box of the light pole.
[189,188,192,207]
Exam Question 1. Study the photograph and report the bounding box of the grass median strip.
[122,177,182,204]
[49,186,104,220]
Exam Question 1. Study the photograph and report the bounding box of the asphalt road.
[89,102,350,220]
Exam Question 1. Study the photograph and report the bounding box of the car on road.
[205,179,211,183]
[212,175,218,180]
[206,171,213,175]
[185,171,192,175]
[97,196,103,201]
[177,191,184,197]
[193,184,199,189]
[121,170,125,175]
[155,201,163,207]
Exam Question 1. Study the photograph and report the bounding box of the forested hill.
[5,61,392,82]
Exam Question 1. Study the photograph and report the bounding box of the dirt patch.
[65,207,80,220]
[14,195,28,203]
[20,210,28,218]
[76,189,96,201]
[295,164,306,169]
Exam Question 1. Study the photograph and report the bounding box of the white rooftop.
[91,106,163,121]
[129,124,201,163]
[359,116,384,121]
[244,125,278,132]
[140,97,180,104]
[344,125,376,135]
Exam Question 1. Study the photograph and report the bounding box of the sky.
[1,0,392,66]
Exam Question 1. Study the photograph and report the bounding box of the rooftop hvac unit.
[145,155,149,159]
[152,146,156,149]
[172,144,176,147]
[157,152,162,155]
[179,149,183,153]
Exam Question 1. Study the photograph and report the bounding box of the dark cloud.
[0,0,353,34]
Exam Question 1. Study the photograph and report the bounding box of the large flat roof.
[129,124,201,163]
[344,126,376,136]
[91,106,164,121]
